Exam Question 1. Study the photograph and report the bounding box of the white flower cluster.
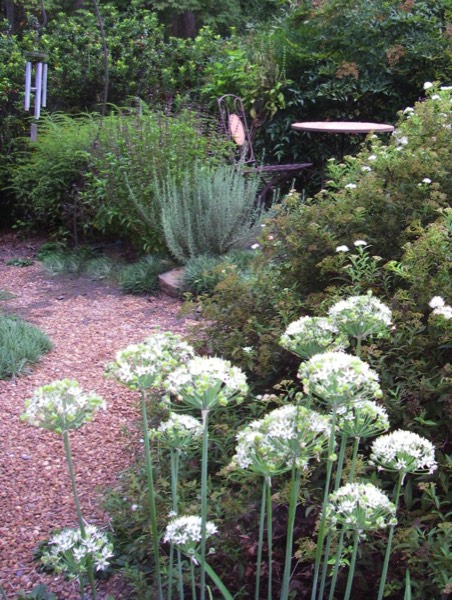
[165,356,248,410]
[370,430,437,475]
[41,525,114,576]
[150,412,204,449]
[233,405,332,475]
[22,379,105,434]
[429,296,452,320]
[337,400,390,439]
[328,294,392,340]
[279,316,347,359]
[164,516,217,554]
[298,352,382,408]
[325,483,397,536]
[106,332,195,390]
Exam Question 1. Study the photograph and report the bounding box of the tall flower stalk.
[21,379,106,598]
[106,332,195,600]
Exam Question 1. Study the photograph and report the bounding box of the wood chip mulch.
[0,233,192,599]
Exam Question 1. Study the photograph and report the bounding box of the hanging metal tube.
[42,63,47,107]
[34,62,43,118]
[25,62,32,111]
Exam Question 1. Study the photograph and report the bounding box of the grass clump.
[184,250,256,295]
[0,315,52,379]
[118,256,173,295]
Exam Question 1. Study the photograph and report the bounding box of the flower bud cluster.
[164,515,217,554]
[337,400,390,439]
[233,404,331,475]
[298,352,382,408]
[165,356,248,410]
[325,483,397,536]
[279,316,347,359]
[106,332,195,390]
[370,430,437,474]
[22,379,105,433]
[41,525,114,576]
[150,412,203,450]
[328,294,392,339]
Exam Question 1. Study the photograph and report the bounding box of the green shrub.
[118,256,173,295]
[160,163,262,263]
[0,314,52,379]
[183,250,258,294]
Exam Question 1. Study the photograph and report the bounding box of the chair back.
[217,94,255,165]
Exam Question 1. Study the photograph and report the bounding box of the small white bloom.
[368,154,377,161]
[251,243,260,250]
[429,296,445,309]
[440,86,452,91]
[424,82,433,90]
[336,245,349,253]
[353,240,367,247]
[361,166,372,172]
[164,516,217,552]
[345,183,357,189]
[370,430,437,474]
[422,178,432,184]
[398,136,409,145]
[403,107,414,114]
[431,94,440,100]
[433,305,452,320]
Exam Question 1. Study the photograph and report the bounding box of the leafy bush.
[183,250,256,294]
[118,256,173,295]
[159,163,262,263]
[0,314,52,379]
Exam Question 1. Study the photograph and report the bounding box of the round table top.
[292,121,395,134]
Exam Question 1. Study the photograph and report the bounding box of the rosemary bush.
[159,163,262,263]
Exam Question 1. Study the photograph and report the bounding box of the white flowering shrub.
[337,400,390,439]
[164,515,217,555]
[233,404,332,475]
[370,430,437,475]
[106,332,195,390]
[41,525,114,577]
[149,412,203,450]
[298,352,382,408]
[21,379,105,434]
[164,356,248,410]
[328,294,392,340]
[325,483,397,537]
[279,316,347,359]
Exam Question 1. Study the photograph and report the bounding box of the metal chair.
[217,94,312,201]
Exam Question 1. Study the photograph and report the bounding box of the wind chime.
[24,0,48,140]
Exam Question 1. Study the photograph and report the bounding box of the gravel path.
[0,233,189,598]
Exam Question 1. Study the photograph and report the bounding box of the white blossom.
[353,240,367,247]
[337,400,390,439]
[432,305,452,320]
[345,183,357,189]
[164,516,217,554]
[106,332,195,390]
[429,296,445,309]
[325,483,397,536]
[165,356,248,410]
[328,294,392,340]
[336,245,349,253]
[422,178,432,184]
[368,155,377,161]
[41,525,114,576]
[403,107,414,114]
[279,316,347,359]
[370,430,437,475]
[424,82,433,90]
[361,166,372,172]
[149,412,203,449]
[298,352,382,408]
[22,380,105,434]
[431,94,440,100]
[251,243,260,250]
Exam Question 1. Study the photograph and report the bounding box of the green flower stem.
[169,449,183,600]
[193,553,234,600]
[318,433,348,599]
[78,574,85,598]
[355,336,362,358]
[63,430,97,600]
[310,410,338,600]
[190,558,198,600]
[377,473,404,600]
[328,436,361,600]
[266,476,273,600]
[200,409,210,600]
[343,532,359,600]
[255,478,268,600]
[140,391,163,600]
[280,464,302,600]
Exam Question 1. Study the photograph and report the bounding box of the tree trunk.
[5,0,15,31]
[171,10,196,38]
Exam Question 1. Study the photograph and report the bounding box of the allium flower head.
[429,296,445,309]
[279,316,347,359]
[165,356,248,410]
[298,352,382,408]
[41,525,114,576]
[164,516,217,555]
[353,240,367,247]
[233,405,332,475]
[149,412,203,450]
[106,332,195,390]
[336,245,349,253]
[370,430,437,475]
[325,483,397,536]
[328,294,392,340]
[22,379,105,434]
[337,400,390,439]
